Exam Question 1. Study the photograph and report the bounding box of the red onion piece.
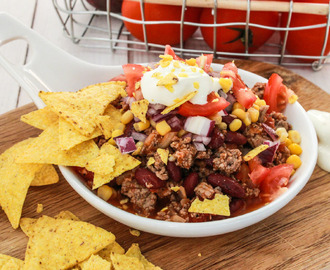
[192,135,212,146]
[131,131,147,142]
[258,141,280,164]
[225,93,236,113]
[149,103,166,111]
[115,137,136,154]
[151,109,178,123]
[184,116,215,137]
[218,110,228,116]
[193,142,206,151]
[262,123,278,141]
[167,116,183,131]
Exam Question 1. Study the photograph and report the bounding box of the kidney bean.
[230,199,246,214]
[166,161,182,182]
[222,115,235,125]
[123,120,134,137]
[225,131,247,145]
[208,127,224,149]
[207,173,246,198]
[183,172,199,198]
[225,93,236,113]
[135,168,165,189]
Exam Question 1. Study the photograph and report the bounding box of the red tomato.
[196,54,213,73]
[280,0,330,62]
[264,73,289,113]
[122,64,146,97]
[200,8,279,53]
[178,92,229,117]
[121,1,202,45]
[260,164,294,195]
[249,163,270,186]
[164,45,183,61]
[220,62,256,108]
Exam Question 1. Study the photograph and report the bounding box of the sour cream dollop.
[140,60,221,106]
[307,109,330,173]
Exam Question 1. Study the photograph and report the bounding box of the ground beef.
[94,136,107,148]
[273,144,291,165]
[147,152,169,181]
[196,149,212,159]
[258,105,270,123]
[242,183,260,197]
[170,136,197,169]
[121,178,157,216]
[269,112,292,131]
[212,146,242,175]
[156,199,191,222]
[244,123,269,148]
[251,82,266,99]
[194,182,215,200]
[141,130,162,155]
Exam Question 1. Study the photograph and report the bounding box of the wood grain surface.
[0,61,329,270]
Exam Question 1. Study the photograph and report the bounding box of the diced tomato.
[220,62,257,109]
[260,164,294,196]
[264,73,289,113]
[109,74,127,83]
[164,45,183,61]
[178,92,230,117]
[249,163,270,186]
[122,64,147,97]
[196,54,213,73]
[235,163,251,184]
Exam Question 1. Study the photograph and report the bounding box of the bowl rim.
[60,64,318,238]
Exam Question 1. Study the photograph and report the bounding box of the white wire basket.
[53,0,330,70]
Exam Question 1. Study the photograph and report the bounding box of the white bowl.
[60,65,318,237]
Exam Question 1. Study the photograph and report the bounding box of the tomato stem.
[225,27,253,47]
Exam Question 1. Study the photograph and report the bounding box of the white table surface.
[1,0,329,116]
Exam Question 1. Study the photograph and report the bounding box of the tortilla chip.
[54,210,80,221]
[20,106,59,130]
[188,194,230,216]
[24,216,115,270]
[0,254,24,270]
[36,204,43,214]
[110,253,144,270]
[0,139,43,228]
[15,124,99,167]
[161,91,197,115]
[59,117,102,150]
[243,144,269,161]
[98,242,125,263]
[30,164,59,186]
[92,143,140,189]
[20,218,37,237]
[126,244,162,270]
[157,149,169,165]
[80,254,111,270]
[86,153,115,175]
[39,82,126,136]
[131,99,149,123]
[147,157,155,166]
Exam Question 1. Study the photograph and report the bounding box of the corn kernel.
[252,104,260,111]
[284,138,292,147]
[219,122,227,130]
[286,154,302,169]
[243,114,252,126]
[112,129,123,138]
[178,129,187,137]
[288,130,301,144]
[156,120,171,136]
[133,120,150,132]
[232,109,246,120]
[97,185,113,201]
[255,99,267,107]
[121,110,134,125]
[233,102,245,111]
[132,141,144,155]
[209,114,222,126]
[289,94,298,104]
[248,107,260,123]
[114,123,126,132]
[150,119,157,128]
[186,58,197,66]
[219,78,233,93]
[229,119,242,132]
[276,127,288,142]
[288,143,303,155]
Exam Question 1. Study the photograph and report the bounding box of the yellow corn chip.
[0,254,24,270]
[111,253,144,270]
[95,104,122,139]
[30,164,59,186]
[188,194,230,216]
[0,139,43,229]
[20,218,37,237]
[125,244,162,270]
[170,186,180,192]
[20,106,59,130]
[157,73,178,87]
[157,148,169,165]
[98,242,125,262]
[92,143,140,189]
[24,216,115,270]
[161,91,197,115]
[39,82,126,136]
[15,124,99,167]
[36,204,43,214]
[131,99,149,123]
[59,117,102,150]
[80,254,111,270]
[86,153,115,175]
[243,144,269,162]
[54,210,80,221]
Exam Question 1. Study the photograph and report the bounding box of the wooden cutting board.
[0,61,329,270]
